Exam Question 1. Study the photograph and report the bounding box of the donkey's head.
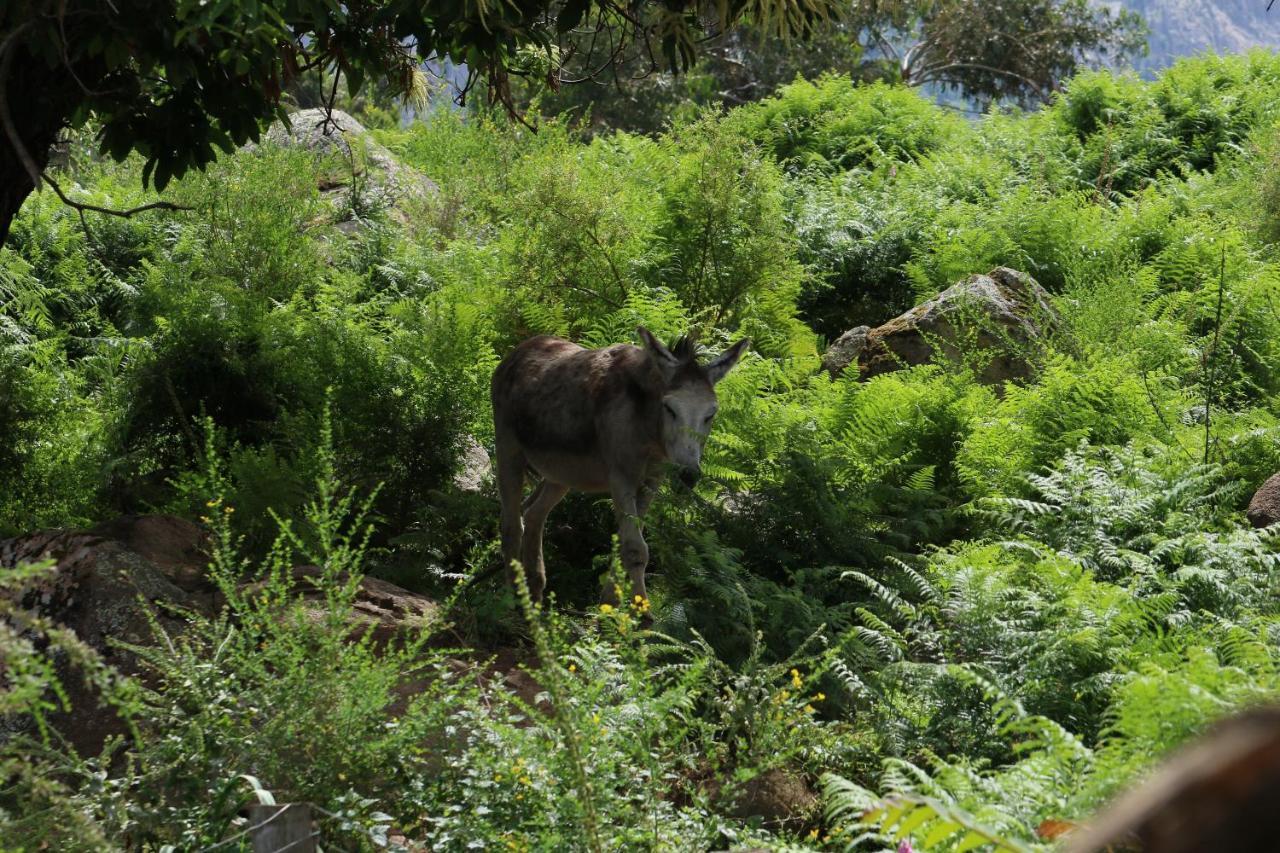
[638,327,749,488]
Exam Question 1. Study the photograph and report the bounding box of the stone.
[1,521,216,755]
[1247,473,1280,528]
[2,515,445,754]
[719,767,817,828]
[243,564,442,647]
[1066,706,1280,853]
[259,108,437,228]
[851,266,1060,386]
[821,325,870,378]
[88,514,213,600]
[453,435,493,493]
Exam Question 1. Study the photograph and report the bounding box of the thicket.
[5,51,1280,850]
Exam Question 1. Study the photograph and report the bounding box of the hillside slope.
[1124,0,1280,70]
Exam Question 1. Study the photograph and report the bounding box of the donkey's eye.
[664,402,677,418]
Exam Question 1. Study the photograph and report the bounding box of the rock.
[264,108,398,171]
[1247,473,1280,528]
[1,520,216,755]
[2,515,445,754]
[849,266,1060,385]
[88,514,213,599]
[719,767,817,827]
[244,565,441,647]
[1066,706,1280,853]
[453,435,493,493]
[821,325,870,378]
[260,108,437,227]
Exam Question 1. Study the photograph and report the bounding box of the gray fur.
[490,327,749,604]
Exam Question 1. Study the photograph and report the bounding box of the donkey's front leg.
[605,476,649,606]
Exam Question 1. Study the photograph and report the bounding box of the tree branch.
[42,174,193,219]
[909,60,1048,100]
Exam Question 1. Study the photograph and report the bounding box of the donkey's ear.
[638,326,680,376]
[705,338,749,385]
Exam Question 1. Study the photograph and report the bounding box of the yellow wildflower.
[815,692,826,702]
[599,603,614,614]
[568,663,576,673]
[805,704,816,714]
[791,668,802,688]
[808,828,819,840]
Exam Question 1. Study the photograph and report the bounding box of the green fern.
[822,774,1035,853]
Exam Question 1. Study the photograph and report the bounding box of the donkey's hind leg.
[495,437,527,595]
[521,481,569,604]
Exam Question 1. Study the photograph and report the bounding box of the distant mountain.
[1120,0,1280,72]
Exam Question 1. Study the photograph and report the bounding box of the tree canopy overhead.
[0,0,833,245]
[869,0,1147,106]
[537,0,1145,133]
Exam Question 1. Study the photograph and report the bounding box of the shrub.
[645,117,813,354]
[725,78,966,174]
[957,354,1164,496]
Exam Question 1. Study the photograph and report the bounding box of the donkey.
[490,327,749,605]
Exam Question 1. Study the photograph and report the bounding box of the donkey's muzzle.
[677,467,701,489]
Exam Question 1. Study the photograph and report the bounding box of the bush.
[957,354,1164,496]
[725,78,965,174]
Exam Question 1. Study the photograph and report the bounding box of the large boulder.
[247,564,441,648]
[1247,473,1280,528]
[718,767,818,828]
[260,108,436,226]
[2,515,445,754]
[828,267,1060,386]
[1067,707,1280,853]
[0,516,215,754]
[820,325,870,378]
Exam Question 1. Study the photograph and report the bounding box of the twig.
[320,65,342,135]
[1139,369,1194,462]
[1204,244,1227,466]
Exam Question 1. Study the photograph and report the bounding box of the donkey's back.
[491,335,663,493]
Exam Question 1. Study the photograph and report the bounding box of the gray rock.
[857,266,1060,386]
[821,325,870,378]
[260,108,436,226]
[242,564,440,647]
[1247,473,1280,529]
[453,435,493,493]
[1,519,215,755]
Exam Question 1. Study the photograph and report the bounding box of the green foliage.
[726,79,964,175]
[957,355,1163,496]
[12,52,1280,853]
[1051,52,1280,197]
